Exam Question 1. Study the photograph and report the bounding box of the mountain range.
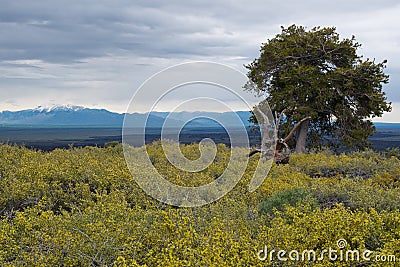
[1,105,399,129]
[0,105,253,128]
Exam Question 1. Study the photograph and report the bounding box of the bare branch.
[248,148,261,157]
[283,117,311,143]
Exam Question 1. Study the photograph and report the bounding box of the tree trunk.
[295,119,309,153]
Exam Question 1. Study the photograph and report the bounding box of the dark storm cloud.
[0,0,399,120]
[0,0,239,62]
[1,0,397,63]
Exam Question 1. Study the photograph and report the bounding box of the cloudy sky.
[0,0,399,121]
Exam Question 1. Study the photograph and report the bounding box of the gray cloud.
[2,0,397,62]
[0,0,399,120]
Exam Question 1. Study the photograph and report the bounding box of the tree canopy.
[246,25,391,151]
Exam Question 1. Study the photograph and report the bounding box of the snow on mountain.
[0,105,123,126]
[33,104,85,113]
[0,105,253,128]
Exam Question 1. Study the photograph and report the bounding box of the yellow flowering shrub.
[0,144,399,266]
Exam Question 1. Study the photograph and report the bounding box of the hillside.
[0,144,399,266]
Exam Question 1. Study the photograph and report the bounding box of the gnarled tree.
[246,25,392,152]
[248,107,309,164]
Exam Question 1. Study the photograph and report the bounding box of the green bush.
[259,187,318,216]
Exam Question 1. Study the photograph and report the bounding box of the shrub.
[104,141,121,148]
[0,144,399,266]
[259,187,318,217]
[311,178,400,211]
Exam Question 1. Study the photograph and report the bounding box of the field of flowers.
[0,143,399,266]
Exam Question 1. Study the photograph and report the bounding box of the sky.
[0,0,399,122]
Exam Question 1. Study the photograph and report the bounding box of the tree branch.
[283,117,311,143]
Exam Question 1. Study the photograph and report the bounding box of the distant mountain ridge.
[0,105,123,127]
[1,105,398,129]
[0,105,253,128]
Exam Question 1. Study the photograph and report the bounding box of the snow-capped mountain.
[34,104,85,113]
[0,105,253,127]
[0,105,124,126]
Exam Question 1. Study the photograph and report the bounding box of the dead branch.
[282,117,311,143]
[248,148,261,157]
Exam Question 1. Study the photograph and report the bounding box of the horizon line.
[1,104,399,124]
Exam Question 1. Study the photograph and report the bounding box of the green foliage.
[259,187,318,216]
[246,25,391,149]
[0,144,399,266]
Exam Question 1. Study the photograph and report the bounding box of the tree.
[246,25,391,153]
